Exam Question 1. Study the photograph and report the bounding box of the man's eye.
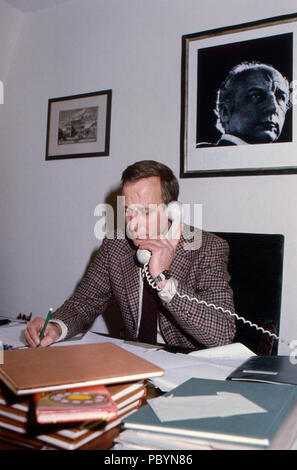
[276,91,287,105]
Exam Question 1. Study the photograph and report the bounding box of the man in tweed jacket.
[25,161,236,350]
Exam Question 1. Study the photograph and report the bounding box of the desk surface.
[1,330,297,450]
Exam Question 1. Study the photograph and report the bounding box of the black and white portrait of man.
[196,33,292,148]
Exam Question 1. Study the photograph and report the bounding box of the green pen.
[36,308,53,348]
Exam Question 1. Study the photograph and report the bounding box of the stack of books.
[0,381,147,449]
[117,377,297,450]
[0,342,164,450]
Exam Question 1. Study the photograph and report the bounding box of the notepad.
[0,343,164,395]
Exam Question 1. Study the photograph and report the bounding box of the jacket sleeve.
[161,236,236,348]
[51,237,113,339]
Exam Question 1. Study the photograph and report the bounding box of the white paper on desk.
[51,330,125,348]
[0,323,27,348]
[77,331,124,346]
[150,361,235,392]
[148,392,267,422]
[71,332,159,353]
[146,344,256,390]
[127,348,199,369]
[189,343,255,360]
[187,343,257,371]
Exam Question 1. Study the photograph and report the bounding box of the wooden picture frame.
[46,90,112,161]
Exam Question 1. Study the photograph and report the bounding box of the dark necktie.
[138,278,159,345]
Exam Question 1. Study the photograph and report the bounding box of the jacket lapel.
[120,247,140,328]
[170,224,201,281]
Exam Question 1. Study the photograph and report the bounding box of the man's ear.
[219,103,232,128]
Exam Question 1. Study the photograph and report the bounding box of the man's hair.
[121,160,179,205]
[215,61,290,134]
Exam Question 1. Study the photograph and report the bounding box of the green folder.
[227,356,297,385]
[123,378,297,448]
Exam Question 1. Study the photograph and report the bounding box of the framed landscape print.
[180,13,297,177]
[46,90,112,161]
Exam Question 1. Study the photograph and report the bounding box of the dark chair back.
[212,232,284,355]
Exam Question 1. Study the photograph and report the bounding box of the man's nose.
[263,92,279,114]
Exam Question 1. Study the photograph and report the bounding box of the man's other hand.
[24,317,61,348]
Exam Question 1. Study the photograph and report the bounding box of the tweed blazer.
[52,225,236,349]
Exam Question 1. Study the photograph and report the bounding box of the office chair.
[212,232,284,355]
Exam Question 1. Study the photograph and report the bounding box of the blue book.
[227,356,297,385]
[123,378,297,447]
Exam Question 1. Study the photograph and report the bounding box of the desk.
[1,330,297,450]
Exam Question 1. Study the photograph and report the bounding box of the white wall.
[1,0,297,352]
[0,1,23,82]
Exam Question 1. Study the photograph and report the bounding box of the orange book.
[34,385,118,424]
[0,343,164,395]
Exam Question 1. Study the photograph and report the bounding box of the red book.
[35,385,118,424]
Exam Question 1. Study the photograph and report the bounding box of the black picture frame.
[46,89,112,161]
[180,13,297,178]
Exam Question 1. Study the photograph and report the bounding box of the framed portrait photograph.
[46,90,112,160]
[180,13,297,178]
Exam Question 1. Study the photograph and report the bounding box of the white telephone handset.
[136,201,183,265]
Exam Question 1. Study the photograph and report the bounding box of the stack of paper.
[0,322,28,349]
